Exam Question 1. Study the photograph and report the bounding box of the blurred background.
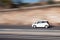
[0,0,60,26]
[0,0,60,8]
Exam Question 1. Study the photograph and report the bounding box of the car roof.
[38,20,48,21]
[35,20,47,22]
[34,20,48,23]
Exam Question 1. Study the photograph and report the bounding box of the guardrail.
[0,4,60,12]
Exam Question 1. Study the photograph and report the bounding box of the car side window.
[37,21,42,24]
[42,21,45,23]
[42,21,47,23]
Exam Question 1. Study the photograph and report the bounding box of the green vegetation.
[0,0,59,8]
[47,0,55,4]
[0,0,11,8]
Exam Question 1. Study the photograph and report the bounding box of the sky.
[11,0,39,4]
[23,0,39,3]
[11,0,48,4]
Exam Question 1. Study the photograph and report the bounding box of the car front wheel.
[33,25,36,28]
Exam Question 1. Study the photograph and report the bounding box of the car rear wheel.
[33,25,36,28]
[45,25,48,28]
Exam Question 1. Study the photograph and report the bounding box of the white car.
[32,20,50,28]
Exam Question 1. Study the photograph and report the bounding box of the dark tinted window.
[42,21,48,23]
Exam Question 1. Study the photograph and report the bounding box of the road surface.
[0,25,60,30]
[0,35,60,40]
[0,29,60,40]
[0,24,60,40]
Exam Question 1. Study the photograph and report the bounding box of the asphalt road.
[0,25,60,30]
[0,34,60,40]
[0,25,60,40]
[0,29,60,40]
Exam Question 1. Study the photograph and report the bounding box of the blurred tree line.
[0,0,11,8]
[0,0,22,8]
[48,0,55,4]
[0,0,59,8]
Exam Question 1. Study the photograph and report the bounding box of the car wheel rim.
[45,26,48,28]
[33,26,36,28]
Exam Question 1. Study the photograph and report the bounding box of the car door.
[41,22,45,27]
[41,21,46,27]
[37,22,42,27]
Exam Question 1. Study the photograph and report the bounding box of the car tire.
[33,25,36,28]
[45,25,48,28]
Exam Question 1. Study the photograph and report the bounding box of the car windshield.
[37,21,42,23]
